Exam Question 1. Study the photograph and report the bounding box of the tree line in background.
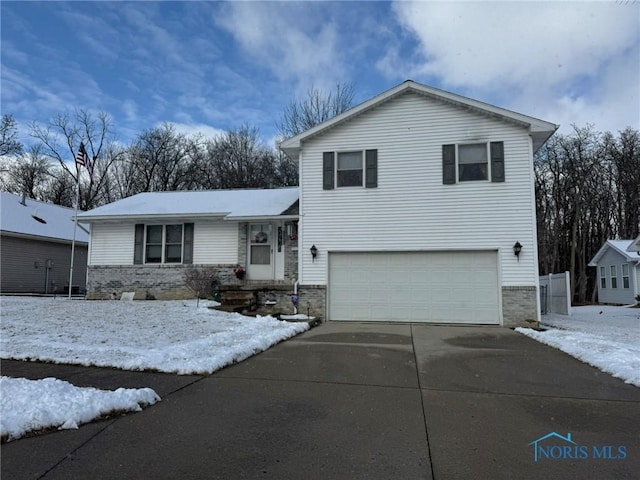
[0,83,355,211]
[535,125,639,303]
[1,85,638,304]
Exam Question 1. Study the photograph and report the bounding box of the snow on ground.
[0,377,159,442]
[0,296,309,441]
[516,305,640,387]
[0,296,309,374]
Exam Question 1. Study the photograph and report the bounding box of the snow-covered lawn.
[516,305,640,387]
[0,377,159,442]
[0,296,309,441]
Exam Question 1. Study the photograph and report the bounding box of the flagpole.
[68,168,80,299]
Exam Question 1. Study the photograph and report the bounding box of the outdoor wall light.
[310,244,318,262]
[513,241,523,262]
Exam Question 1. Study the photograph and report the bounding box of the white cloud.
[215,2,346,91]
[385,1,640,132]
[167,122,226,140]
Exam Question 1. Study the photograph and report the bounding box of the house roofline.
[627,234,640,253]
[75,213,299,223]
[224,215,299,221]
[279,80,558,158]
[76,213,230,222]
[588,239,640,266]
[1,230,89,246]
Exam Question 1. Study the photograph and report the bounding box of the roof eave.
[77,213,230,222]
[224,214,299,221]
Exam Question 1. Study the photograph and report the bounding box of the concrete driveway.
[2,323,639,479]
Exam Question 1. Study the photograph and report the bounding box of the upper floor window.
[337,151,364,187]
[443,141,504,184]
[323,150,377,190]
[458,143,488,181]
[134,223,194,265]
[622,264,630,289]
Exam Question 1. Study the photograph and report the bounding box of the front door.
[247,223,274,280]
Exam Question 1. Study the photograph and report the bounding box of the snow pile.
[516,306,640,387]
[0,376,160,442]
[0,297,310,375]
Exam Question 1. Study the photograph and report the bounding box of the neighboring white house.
[0,192,89,294]
[76,188,299,300]
[280,80,558,326]
[589,239,640,305]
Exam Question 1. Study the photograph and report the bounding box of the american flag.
[75,142,93,175]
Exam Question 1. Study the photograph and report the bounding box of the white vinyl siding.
[298,91,537,287]
[89,221,239,265]
[192,221,238,264]
[89,223,135,265]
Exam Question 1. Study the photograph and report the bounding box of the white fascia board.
[224,215,299,222]
[76,213,230,222]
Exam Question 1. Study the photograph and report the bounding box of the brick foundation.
[296,285,326,321]
[501,286,538,327]
[87,264,242,300]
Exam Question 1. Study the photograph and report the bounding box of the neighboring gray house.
[589,239,640,305]
[280,80,557,326]
[628,234,640,254]
[0,192,89,294]
[76,188,299,303]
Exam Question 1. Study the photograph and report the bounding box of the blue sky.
[2,1,639,148]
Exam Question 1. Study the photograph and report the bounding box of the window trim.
[622,263,630,289]
[144,224,184,264]
[323,149,377,189]
[457,142,490,182]
[600,266,607,289]
[610,265,617,289]
[335,150,365,188]
[443,141,504,184]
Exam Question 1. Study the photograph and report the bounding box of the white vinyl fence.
[539,271,571,316]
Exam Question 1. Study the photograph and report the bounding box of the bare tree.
[126,124,196,193]
[200,125,286,189]
[4,144,52,199]
[0,114,23,157]
[276,82,355,139]
[535,125,640,304]
[29,110,120,209]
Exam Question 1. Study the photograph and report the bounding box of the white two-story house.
[280,80,557,326]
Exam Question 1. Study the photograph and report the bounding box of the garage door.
[328,251,500,324]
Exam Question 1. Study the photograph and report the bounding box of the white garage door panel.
[329,251,500,324]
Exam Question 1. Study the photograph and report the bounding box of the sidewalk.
[2,323,639,479]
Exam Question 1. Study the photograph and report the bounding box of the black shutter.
[134,224,144,264]
[323,152,335,190]
[442,144,456,184]
[491,141,505,183]
[183,223,194,264]
[365,149,378,188]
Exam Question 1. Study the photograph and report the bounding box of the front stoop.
[214,290,257,314]
[213,283,296,316]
